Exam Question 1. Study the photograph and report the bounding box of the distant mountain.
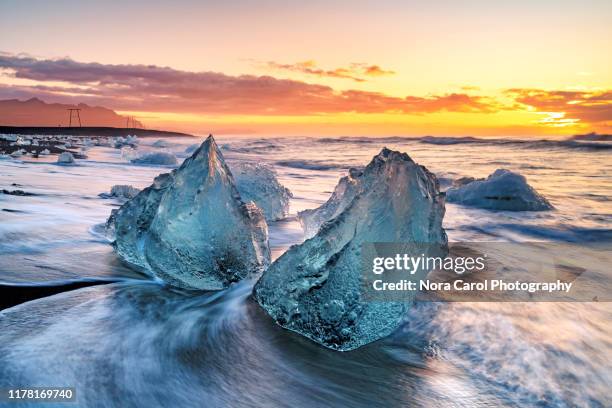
[0,98,143,128]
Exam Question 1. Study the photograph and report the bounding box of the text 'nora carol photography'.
[361,242,611,302]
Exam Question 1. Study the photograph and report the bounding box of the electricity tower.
[67,108,82,127]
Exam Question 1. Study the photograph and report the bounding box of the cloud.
[262,60,365,82]
[0,53,493,116]
[259,60,394,82]
[351,63,395,77]
[460,85,481,92]
[506,88,612,127]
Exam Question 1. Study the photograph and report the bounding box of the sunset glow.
[1,0,610,136]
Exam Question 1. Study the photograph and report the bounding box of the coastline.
[0,126,194,138]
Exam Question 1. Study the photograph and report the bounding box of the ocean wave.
[419,136,481,145]
[316,136,416,145]
[463,222,612,243]
[275,160,346,171]
[571,133,612,142]
[418,136,612,151]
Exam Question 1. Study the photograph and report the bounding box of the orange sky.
[0,0,610,136]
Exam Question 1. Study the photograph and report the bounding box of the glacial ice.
[446,169,553,211]
[130,151,178,166]
[109,135,270,290]
[254,148,447,351]
[230,162,293,221]
[57,152,75,165]
[298,167,363,238]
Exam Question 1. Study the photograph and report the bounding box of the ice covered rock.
[230,162,293,221]
[10,149,24,158]
[254,148,447,351]
[39,148,50,155]
[57,152,75,164]
[99,185,141,201]
[298,168,363,238]
[109,135,270,290]
[152,139,169,148]
[446,169,553,211]
[130,152,177,165]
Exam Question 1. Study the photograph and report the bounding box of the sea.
[0,134,610,407]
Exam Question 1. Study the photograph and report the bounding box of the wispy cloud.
[258,60,394,82]
[506,88,612,127]
[0,54,491,116]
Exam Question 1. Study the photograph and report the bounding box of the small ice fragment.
[99,185,141,201]
[230,162,293,221]
[130,152,177,165]
[57,152,75,165]
[152,139,169,148]
[446,169,553,211]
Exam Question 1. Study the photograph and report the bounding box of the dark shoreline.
[0,278,122,311]
[0,126,194,138]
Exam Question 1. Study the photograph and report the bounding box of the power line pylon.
[67,108,82,127]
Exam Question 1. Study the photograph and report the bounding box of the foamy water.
[0,135,610,407]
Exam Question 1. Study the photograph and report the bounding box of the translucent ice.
[230,162,293,221]
[109,135,270,290]
[254,148,447,351]
[298,168,363,238]
[446,169,553,211]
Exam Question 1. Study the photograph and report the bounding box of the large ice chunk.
[109,135,270,290]
[254,148,447,351]
[446,169,553,211]
[230,162,293,221]
[298,168,363,238]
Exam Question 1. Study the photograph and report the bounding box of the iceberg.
[446,169,553,211]
[254,148,447,351]
[109,135,270,290]
[230,162,293,221]
[298,167,363,238]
